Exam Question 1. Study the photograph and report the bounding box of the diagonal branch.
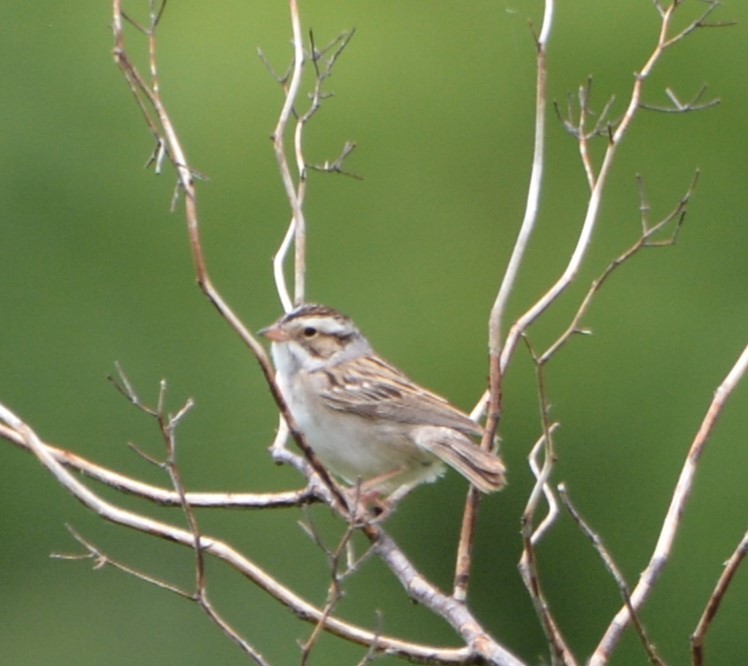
[559,485,664,666]
[0,402,501,665]
[518,423,574,666]
[540,171,696,364]
[590,342,748,665]
[0,420,320,509]
[691,529,748,666]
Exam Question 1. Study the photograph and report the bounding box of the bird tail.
[413,426,506,493]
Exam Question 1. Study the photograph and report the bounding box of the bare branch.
[518,530,575,666]
[302,29,356,125]
[0,402,502,665]
[661,1,734,48]
[559,485,665,666]
[492,0,707,384]
[266,8,355,310]
[458,0,555,605]
[520,338,559,544]
[272,219,296,313]
[307,141,361,179]
[590,342,748,665]
[271,0,307,306]
[0,2,728,664]
[513,338,569,665]
[475,1,697,450]
[691,530,748,666]
[54,524,192,599]
[452,484,480,602]
[59,522,266,664]
[540,171,696,364]
[58,525,271,665]
[554,78,618,189]
[517,426,574,666]
[485,0,555,390]
[525,424,561,547]
[299,515,359,665]
[355,612,384,666]
[640,85,720,113]
[0,420,318,509]
[371,528,525,666]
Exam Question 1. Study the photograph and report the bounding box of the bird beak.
[258,324,287,342]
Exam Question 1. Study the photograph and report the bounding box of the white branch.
[0,420,313,509]
[0,403,489,664]
[272,0,307,307]
[590,342,748,665]
[273,218,296,313]
[487,0,554,359]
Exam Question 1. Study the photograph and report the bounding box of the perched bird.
[260,304,506,502]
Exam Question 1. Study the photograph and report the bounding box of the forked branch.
[264,4,356,310]
[453,0,556,608]
[0,400,515,665]
[112,0,352,517]
[497,0,713,375]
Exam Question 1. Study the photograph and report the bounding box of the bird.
[260,304,505,503]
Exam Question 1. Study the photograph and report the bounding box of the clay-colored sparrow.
[260,304,505,500]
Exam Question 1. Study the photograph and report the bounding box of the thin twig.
[307,140,361,179]
[0,420,318,508]
[540,171,696,364]
[520,337,558,538]
[0,366,522,666]
[109,363,272,662]
[639,84,720,113]
[559,485,665,666]
[516,331,569,666]
[286,0,307,305]
[267,17,356,310]
[54,523,192,598]
[691,530,748,666]
[60,526,271,666]
[299,517,358,665]
[355,611,383,666]
[452,484,480,602]
[525,423,561,546]
[517,532,575,666]
[517,426,573,666]
[272,218,296,313]
[485,0,555,406]
[590,342,748,665]
[5,400,270,664]
[553,78,619,190]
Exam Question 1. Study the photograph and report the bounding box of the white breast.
[271,342,443,492]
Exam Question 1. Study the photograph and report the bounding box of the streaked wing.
[318,354,482,436]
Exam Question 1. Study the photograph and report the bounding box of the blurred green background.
[1,1,746,664]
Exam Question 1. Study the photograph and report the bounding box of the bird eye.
[303,326,317,338]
